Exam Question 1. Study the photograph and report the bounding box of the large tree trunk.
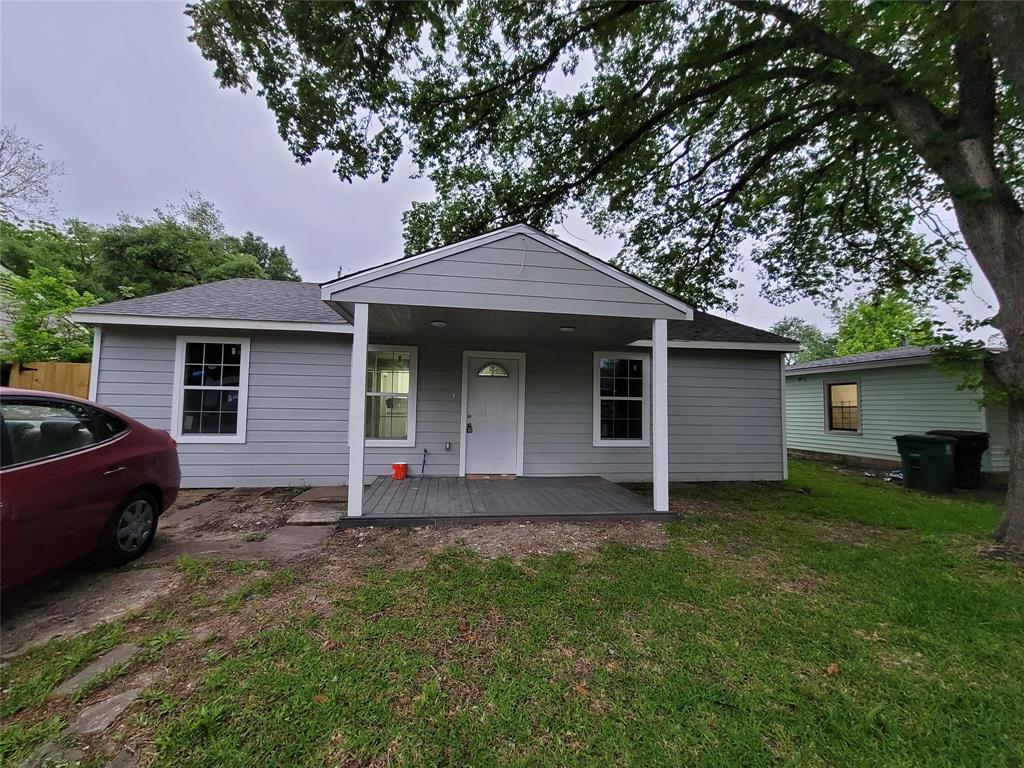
[995,396,1024,543]
[951,194,1024,545]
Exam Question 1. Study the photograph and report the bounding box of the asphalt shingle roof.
[81,279,349,325]
[82,277,790,345]
[787,346,937,372]
[667,311,796,345]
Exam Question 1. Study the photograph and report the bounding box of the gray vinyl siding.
[366,340,784,483]
[95,329,786,488]
[784,363,1008,469]
[95,328,350,488]
[328,233,688,320]
[667,351,785,481]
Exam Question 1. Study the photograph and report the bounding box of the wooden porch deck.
[342,476,669,527]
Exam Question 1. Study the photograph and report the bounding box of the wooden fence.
[8,362,92,399]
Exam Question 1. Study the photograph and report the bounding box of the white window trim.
[365,344,418,448]
[171,335,251,444]
[593,351,650,447]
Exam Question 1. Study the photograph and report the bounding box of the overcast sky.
[1,1,1000,338]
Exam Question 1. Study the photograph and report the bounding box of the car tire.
[102,489,159,565]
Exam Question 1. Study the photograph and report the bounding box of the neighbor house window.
[366,345,417,447]
[172,337,250,443]
[827,382,860,432]
[593,352,649,446]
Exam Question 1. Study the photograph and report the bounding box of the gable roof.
[786,346,937,374]
[320,223,694,321]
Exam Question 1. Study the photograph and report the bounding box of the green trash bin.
[893,434,956,493]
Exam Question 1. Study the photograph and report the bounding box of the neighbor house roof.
[786,346,937,375]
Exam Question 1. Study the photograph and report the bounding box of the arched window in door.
[477,362,509,377]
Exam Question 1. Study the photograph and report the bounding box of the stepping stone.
[293,486,347,503]
[21,741,84,768]
[73,688,143,735]
[286,503,345,526]
[51,643,141,698]
[107,749,138,768]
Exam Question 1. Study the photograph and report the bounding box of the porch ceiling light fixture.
[559,325,576,333]
[430,320,448,328]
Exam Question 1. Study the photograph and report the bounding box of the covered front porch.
[341,475,669,527]
[321,226,693,519]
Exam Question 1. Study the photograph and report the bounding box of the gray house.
[785,346,1009,474]
[72,224,797,518]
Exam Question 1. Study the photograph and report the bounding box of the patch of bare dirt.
[976,542,1024,567]
[400,520,669,563]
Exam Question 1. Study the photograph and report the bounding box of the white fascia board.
[784,355,934,376]
[321,224,694,320]
[71,312,353,334]
[629,339,799,352]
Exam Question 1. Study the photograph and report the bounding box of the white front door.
[465,355,521,475]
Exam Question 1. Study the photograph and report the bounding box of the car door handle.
[104,466,126,476]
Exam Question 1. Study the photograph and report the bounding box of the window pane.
[599,376,613,397]
[628,379,643,398]
[185,364,204,386]
[185,343,204,364]
[628,359,643,378]
[221,391,239,412]
[204,343,224,365]
[367,351,411,394]
[182,412,201,433]
[1,400,100,463]
[200,412,220,434]
[220,412,238,434]
[224,344,242,365]
[828,383,859,431]
[184,390,203,411]
[366,394,408,439]
[203,365,223,386]
[221,366,241,386]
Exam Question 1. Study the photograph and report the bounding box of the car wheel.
[103,490,159,565]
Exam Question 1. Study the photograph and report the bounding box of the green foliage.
[770,316,837,363]
[833,294,941,356]
[183,1,1020,312]
[0,265,97,362]
[0,193,301,305]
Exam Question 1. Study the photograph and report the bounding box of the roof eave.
[71,312,353,335]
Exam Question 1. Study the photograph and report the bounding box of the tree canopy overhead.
[186,1,1024,541]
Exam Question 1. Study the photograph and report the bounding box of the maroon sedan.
[1,388,180,589]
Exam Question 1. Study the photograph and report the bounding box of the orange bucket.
[392,462,408,480]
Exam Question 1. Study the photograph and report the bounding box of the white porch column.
[347,303,369,516]
[652,318,669,512]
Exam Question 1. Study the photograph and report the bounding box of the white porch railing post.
[347,303,369,516]
[652,318,669,512]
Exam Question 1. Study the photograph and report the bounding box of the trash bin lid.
[925,430,989,438]
[893,433,957,444]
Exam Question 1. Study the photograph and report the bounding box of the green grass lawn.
[2,459,1022,766]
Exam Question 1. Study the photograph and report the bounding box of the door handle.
[104,466,126,476]
[466,423,473,434]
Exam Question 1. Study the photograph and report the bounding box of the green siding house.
[785,347,1009,474]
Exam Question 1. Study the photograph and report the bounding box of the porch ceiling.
[365,304,653,347]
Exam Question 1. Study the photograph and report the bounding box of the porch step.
[286,503,346,526]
